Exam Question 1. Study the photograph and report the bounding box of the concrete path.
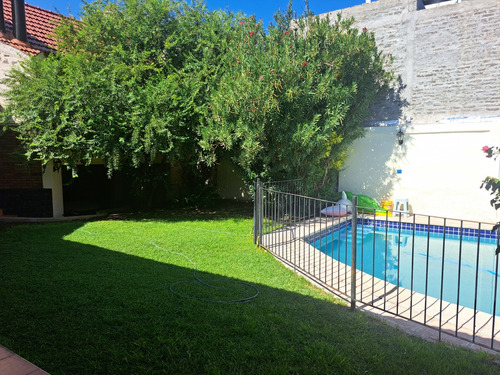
[0,345,50,375]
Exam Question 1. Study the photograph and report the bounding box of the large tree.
[3,0,212,174]
[200,9,392,196]
[2,0,392,201]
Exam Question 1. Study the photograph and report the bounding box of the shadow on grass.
[0,220,499,375]
[106,199,255,223]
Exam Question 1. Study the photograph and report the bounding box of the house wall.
[42,161,63,217]
[0,130,42,190]
[0,43,62,217]
[0,43,25,92]
[0,130,53,217]
[327,0,500,222]
[340,119,500,222]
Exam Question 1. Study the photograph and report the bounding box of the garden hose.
[150,241,259,304]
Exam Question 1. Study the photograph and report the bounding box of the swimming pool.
[309,221,500,316]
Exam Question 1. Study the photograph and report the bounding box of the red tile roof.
[0,1,71,55]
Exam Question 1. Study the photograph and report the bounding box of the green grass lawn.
[1,202,499,374]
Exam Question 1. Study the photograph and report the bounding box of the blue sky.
[27,0,369,24]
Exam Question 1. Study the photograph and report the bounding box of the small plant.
[480,146,500,250]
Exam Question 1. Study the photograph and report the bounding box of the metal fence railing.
[253,178,500,352]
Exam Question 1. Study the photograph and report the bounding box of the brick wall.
[326,0,500,124]
[0,130,43,189]
[0,188,52,217]
[0,130,52,217]
[0,129,43,189]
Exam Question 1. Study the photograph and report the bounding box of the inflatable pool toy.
[332,191,384,212]
[320,205,348,217]
[320,191,352,217]
[336,191,353,213]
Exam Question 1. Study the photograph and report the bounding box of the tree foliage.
[3,0,199,176]
[200,9,392,195]
[1,0,392,199]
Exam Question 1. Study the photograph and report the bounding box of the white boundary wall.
[339,118,500,223]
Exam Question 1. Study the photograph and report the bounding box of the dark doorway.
[62,165,132,216]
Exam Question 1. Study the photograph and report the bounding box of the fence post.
[350,196,358,311]
[258,179,263,247]
[254,179,258,245]
[254,178,262,246]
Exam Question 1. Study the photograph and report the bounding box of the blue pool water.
[310,223,500,316]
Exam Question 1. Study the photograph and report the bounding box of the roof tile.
[0,1,72,55]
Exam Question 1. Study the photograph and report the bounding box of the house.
[323,0,500,222]
[0,0,225,218]
[0,0,66,218]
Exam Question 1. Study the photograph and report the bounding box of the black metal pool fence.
[253,178,500,352]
